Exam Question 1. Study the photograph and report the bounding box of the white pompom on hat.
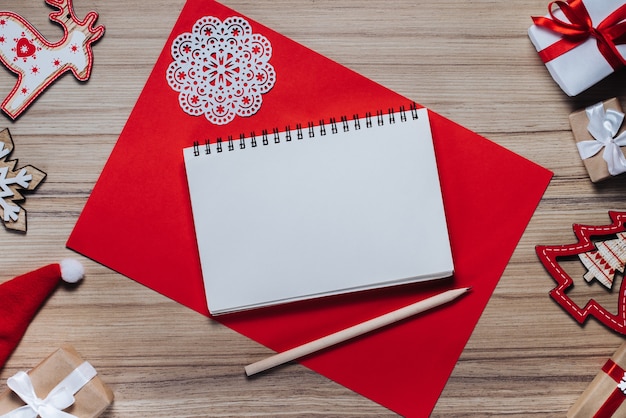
[60,258,85,283]
[0,259,84,369]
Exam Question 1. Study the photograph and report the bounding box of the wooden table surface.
[1,0,626,416]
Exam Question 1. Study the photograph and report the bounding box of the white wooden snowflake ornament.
[0,0,105,119]
[0,128,46,232]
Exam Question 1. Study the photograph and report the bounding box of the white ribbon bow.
[618,372,626,395]
[577,102,626,176]
[0,362,97,418]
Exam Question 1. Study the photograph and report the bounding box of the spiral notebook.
[184,107,453,315]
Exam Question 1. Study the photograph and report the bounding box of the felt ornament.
[0,0,105,119]
[536,211,626,334]
[0,259,84,370]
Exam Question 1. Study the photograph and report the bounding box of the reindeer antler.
[45,0,105,39]
[46,0,75,22]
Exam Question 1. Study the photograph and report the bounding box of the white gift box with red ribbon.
[528,0,626,96]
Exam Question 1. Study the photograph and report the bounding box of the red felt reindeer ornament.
[0,0,104,119]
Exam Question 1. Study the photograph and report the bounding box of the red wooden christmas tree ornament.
[536,211,626,334]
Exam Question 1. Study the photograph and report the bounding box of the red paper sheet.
[67,1,553,416]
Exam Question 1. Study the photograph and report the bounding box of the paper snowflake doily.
[166,16,276,125]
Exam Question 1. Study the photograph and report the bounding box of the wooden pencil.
[245,287,471,376]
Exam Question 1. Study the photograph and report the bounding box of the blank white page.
[183,107,453,315]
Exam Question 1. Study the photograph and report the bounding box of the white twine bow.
[577,102,626,176]
[0,362,97,418]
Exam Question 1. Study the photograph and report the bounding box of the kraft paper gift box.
[569,97,626,183]
[0,345,114,417]
[528,0,626,96]
[568,342,626,417]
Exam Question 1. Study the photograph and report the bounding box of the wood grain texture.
[0,0,626,416]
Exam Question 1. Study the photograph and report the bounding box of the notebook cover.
[66,0,553,416]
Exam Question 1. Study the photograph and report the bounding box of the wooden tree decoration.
[0,0,105,119]
[578,232,626,289]
[0,128,45,232]
[536,212,626,334]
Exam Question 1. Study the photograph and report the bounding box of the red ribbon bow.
[594,359,626,418]
[532,0,626,70]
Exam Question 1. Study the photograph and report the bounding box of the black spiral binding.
[192,103,419,157]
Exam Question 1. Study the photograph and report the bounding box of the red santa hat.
[0,259,84,369]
